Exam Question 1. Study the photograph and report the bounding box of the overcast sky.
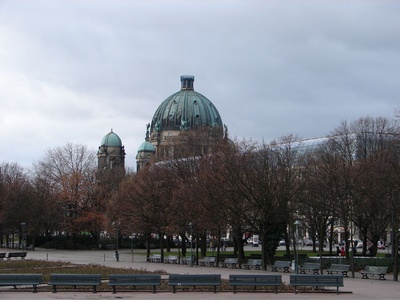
[1,0,399,171]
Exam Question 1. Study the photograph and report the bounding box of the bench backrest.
[0,274,42,284]
[365,266,388,274]
[49,274,102,284]
[290,275,343,286]
[150,254,161,258]
[229,274,282,285]
[224,258,238,264]
[273,260,291,267]
[329,264,350,271]
[246,259,261,265]
[302,262,320,269]
[108,274,161,284]
[169,274,221,285]
[7,252,27,257]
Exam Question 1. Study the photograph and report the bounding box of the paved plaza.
[1,247,399,299]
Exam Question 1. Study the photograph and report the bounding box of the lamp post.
[20,222,26,250]
[294,219,302,274]
[112,222,119,262]
[189,222,194,267]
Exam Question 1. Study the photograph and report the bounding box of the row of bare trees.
[0,143,122,249]
[110,116,400,272]
[1,116,400,276]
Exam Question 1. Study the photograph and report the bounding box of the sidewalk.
[1,248,399,299]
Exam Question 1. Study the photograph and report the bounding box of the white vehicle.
[251,235,259,247]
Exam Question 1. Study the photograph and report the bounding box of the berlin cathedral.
[97,75,226,172]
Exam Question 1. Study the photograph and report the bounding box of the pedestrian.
[336,246,340,256]
[340,246,345,256]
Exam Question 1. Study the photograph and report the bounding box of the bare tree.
[33,143,98,249]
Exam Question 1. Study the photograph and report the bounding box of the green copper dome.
[137,141,155,153]
[150,75,223,133]
[100,130,123,147]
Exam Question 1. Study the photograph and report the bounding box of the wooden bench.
[290,275,344,294]
[0,274,43,293]
[325,264,350,277]
[48,274,102,293]
[199,256,216,267]
[148,254,161,263]
[271,260,291,272]
[168,274,221,293]
[221,257,238,268]
[0,253,6,260]
[164,255,178,264]
[229,274,282,294]
[361,266,388,280]
[244,259,262,270]
[299,262,320,275]
[108,274,161,293]
[7,252,27,260]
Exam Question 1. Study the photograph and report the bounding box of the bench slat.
[244,259,262,270]
[6,252,27,260]
[229,274,282,294]
[290,275,343,294]
[325,264,350,277]
[221,258,238,268]
[108,274,161,293]
[168,274,221,293]
[48,274,102,293]
[0,274,42,293]
[299,263,320,275]
[361,266,388,280]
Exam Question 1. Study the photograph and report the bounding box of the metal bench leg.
[112,286,116,293]
[153,286,156,293]
[52,285,57,293]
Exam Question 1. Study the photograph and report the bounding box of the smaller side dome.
[137,141,156,153]
[101,129,122,147]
